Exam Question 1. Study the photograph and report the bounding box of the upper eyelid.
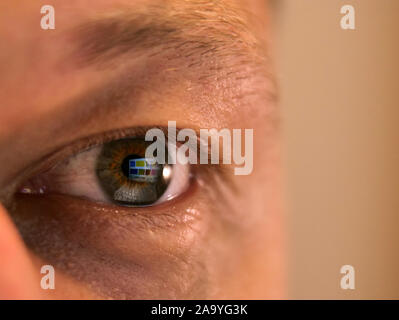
[28,125,222,171]
[12,125,231,194]
[8,126,155,197]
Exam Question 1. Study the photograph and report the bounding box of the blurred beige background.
[271,0,399,299]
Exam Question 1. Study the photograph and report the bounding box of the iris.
[96,138,172,206]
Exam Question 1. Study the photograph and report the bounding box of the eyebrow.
[66,5,274,105]
[70,3,263,68]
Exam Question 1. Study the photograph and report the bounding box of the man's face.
[0,0,283,299]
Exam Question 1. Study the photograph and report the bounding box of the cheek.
[11,193,214,299]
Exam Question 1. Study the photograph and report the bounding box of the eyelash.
[12,127,165,190]
[12,126,231,207]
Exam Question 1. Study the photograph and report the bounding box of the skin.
[0,0,284,299]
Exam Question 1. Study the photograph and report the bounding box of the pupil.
[121,154,142,178]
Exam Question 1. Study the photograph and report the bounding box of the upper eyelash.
[11,126,234,197]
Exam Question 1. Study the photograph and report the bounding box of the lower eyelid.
[14,181,201,231]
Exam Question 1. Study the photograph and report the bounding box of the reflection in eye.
[18,137,190,207]
[97,138,181,206]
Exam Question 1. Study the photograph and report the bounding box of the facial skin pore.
[0,0,284,299]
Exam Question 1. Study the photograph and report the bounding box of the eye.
[18,137,191,207]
